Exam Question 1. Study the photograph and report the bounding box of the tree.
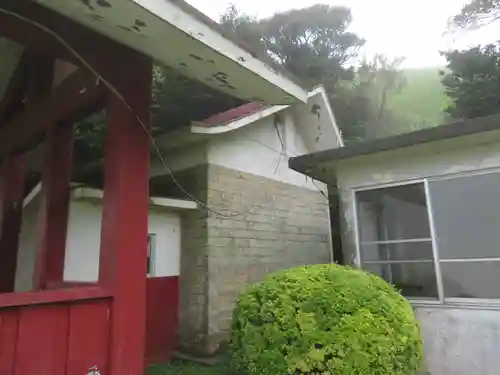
[441,42,500,119]
[221,4,365,90]
[258,5,365,89]
[220,5,409,141]
[218,4,265,55]
[452,0,500,28]
[330,55,407,142]
[356,55,406,139]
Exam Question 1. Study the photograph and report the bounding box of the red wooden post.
[99,56,152,375]
[33,123,74,289]
[0,53,51,294]
[0,155,27,293]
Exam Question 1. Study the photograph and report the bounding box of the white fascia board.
[132,0,307,103]
[72,187,197,210]
[309,85,345,147]
[190,105,289,135]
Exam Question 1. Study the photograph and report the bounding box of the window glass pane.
[429,172,500,259]
[363,262,438,298]
[147,234,155,275]
[357,183,430,242]
[441,261,500,299]
[361,242,433,262]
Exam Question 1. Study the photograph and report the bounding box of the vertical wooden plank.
[99,53,152,375]
[66,300,110,375]
[14,305,68,375]
[0,155,27,293]
[33,123,74,290]
[0,309,19,375]
[145,277,179,364]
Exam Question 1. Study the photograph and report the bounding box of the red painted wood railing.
[0,287,112,375]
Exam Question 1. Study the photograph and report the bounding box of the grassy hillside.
[386,67,450,135]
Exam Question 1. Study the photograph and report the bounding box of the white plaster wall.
[334,129,500,375]
[150,141,207,176]
[63,201,102,282]
[336,129,500,191]
[207,111,322,190]
[147,208,181,278]
[64,201,181,281]
[415,307,500,375]
[15,199,181,290]
[293,90,343,152]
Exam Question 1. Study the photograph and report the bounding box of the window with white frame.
[355,170,500,303]
[147,234,156,276]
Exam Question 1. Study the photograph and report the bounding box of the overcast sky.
[186,0,500,68]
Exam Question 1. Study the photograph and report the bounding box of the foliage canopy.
[441,42,500,119]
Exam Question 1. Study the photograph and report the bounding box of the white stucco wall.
[293,88,343,152]
[15,199,181,291]
[207,111,322,190]
[150,141,207,176]
[416,307,500,375]
[334,129,500,375]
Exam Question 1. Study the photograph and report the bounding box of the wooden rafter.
[0,69,104,157]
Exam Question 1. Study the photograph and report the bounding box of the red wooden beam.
[0,52,30,124]
[0,51,54,124]
[33,122,74,290]
[99,54,153,375]
[0,69,104,157]
[0,155,27,293]
[0,5,79,64]
[0,1,146,95]
[0,286,112,308]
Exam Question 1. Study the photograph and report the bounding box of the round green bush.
[229,264,422,375]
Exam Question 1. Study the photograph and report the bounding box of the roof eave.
[37,0,308,105]
[290,113,500,182]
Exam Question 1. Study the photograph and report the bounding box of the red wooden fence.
[0,287,112,375]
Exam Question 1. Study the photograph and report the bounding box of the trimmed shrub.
[229,264,422,375]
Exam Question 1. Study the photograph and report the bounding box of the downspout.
[326,195,335,264]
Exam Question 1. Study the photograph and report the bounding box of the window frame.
[352,170,500,308]
[147,234,157,277]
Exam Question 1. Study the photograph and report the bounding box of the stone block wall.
[204,164,331,353]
